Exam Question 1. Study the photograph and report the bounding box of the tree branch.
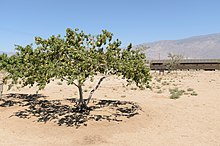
[72,81,78,88]
[61,77,78,87]
[86,76,106,104]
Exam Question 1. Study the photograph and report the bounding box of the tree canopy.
[0,28,151,109]
[165,53,183,72]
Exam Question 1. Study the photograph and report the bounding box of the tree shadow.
[0,93,142,128]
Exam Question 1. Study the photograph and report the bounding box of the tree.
[0,28,151,110]
[165,53,183,73]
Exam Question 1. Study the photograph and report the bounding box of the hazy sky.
[1,0,220,52]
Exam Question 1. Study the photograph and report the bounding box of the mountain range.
[137,33,220,59]
[1,33,220,59]
[0,51,15,56]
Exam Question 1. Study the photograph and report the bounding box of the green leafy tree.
[0,28,151,110]
[165,53,183,73]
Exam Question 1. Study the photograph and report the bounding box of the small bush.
[184,92,189,95]
[187,88,194,92]
[191,91,198,96]
[169,88,185,99]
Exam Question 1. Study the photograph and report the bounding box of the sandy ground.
[0,71,220,146]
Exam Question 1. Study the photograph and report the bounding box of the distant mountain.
[137,33,220,59]
[2,33,220,59]
[0,51,15,56]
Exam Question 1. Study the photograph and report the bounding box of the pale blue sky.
[1,0,220,52]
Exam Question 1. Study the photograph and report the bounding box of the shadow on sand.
[0,93,142,128]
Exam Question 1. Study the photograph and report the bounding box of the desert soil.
[0,71,220,146]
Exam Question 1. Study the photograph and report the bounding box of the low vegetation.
[190,91,198,96]
[169,88,185,99]
[187,88,194,92]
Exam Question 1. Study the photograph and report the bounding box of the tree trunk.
[86,76,106,104]
[0,83,3,97]
[76,76,106,110]
[77,84,87,110]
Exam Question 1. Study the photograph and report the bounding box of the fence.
[150,59,220,71]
